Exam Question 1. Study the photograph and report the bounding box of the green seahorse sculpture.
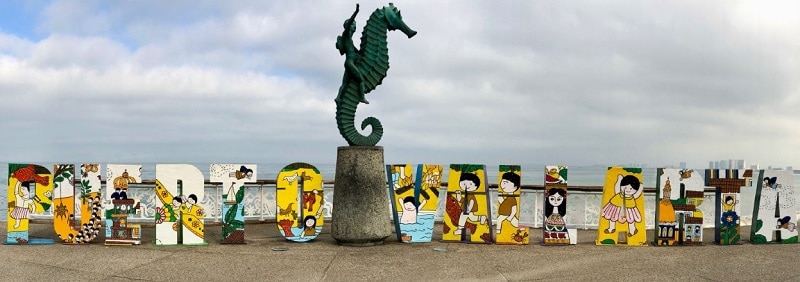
[335,3,417,146]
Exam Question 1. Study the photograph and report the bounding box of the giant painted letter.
[596,167,647,246]
[751,169,798,244]
[52,164,103,244]
[276,162,325,242]
[495,165,529,244]
[653,168,705,246]
[154,164,206,245]
[388,163,415,242]
[105,164,143,245]
[414,164,442,242]
[442,164,493,243]
[211,164,257,244]
[705,169,751,245]
[6,163,54,245]
[387,164,441,243]
[543,165,571,245]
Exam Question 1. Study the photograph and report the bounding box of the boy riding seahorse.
[335,4,368,105]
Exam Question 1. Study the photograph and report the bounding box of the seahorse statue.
[335,3,417,146]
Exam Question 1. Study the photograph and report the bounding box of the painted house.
[106,199,141,245]
[655,169,705,246]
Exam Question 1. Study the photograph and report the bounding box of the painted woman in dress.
[545,188,567,229]
[601,174,643,236]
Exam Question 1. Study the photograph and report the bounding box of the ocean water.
[2,163,798,220]
[281,226,324,242]
[396,212,436,242]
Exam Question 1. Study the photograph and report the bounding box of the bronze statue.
[335,3,416,146]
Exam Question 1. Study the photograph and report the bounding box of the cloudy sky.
[0,1,797,168]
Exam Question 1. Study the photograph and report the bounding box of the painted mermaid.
[601,174,643,236]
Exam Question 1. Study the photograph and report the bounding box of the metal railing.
[25,180,734,230]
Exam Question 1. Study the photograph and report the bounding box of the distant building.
[708,159,747,170]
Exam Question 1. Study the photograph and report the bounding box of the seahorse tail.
[358,116,383,146]
[336,92,383,146]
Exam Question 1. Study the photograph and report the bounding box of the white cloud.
[0,1,797,168]
[0,33,35,57]
[29,34,129,69]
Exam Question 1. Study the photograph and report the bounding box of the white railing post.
[215,183,220,223]
[259,183,265,221]
[583,192,589,230]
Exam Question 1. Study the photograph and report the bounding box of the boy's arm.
[349,4,360,22]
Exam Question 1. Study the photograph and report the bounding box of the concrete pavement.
[1,221,798,281]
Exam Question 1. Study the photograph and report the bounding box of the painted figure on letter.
[454,173,487,235]
[398,196,426,224]
[495,172,520,234]
[601,174,644,236]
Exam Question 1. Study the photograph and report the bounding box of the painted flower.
[155,207,166,224]
[721,211,739,228]
[192,221,200,228]
[196,208,204,217]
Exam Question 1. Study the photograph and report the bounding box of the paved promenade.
[1,221,798,281]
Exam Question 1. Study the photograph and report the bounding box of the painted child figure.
[722,195,739,212]
[180,194,202,216]
[601,174,644,236]
[398,196,426,224]
[496,172,520,234]
[11,182,36,229]
[454,173,487,235]
[300,216,317,239]
[163,197,181,222]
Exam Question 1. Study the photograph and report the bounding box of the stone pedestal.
[331,146,392,246]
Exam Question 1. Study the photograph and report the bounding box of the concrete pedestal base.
[331,146,392,246]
